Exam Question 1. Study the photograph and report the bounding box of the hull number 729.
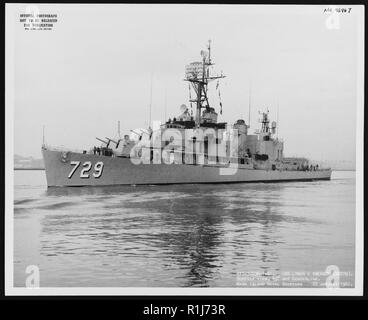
[68,161,104,179]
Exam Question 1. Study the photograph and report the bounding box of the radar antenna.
[184,40,225,127]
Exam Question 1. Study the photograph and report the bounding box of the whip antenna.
[248,81,252,128]
[277,100,279,139]
[149,74,153,128]
[164,88,167,122]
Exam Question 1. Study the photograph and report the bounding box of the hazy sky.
[9,4,362,161]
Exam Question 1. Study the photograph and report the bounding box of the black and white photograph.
[5,3,364,296]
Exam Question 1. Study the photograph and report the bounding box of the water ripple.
[13,170,356,287]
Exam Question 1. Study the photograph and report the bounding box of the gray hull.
[42,148,332,187]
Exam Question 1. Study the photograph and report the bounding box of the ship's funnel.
[271,121,277,134]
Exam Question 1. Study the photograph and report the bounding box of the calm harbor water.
[13,170,356,288]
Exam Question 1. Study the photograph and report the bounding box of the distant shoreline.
[14,168,45,170]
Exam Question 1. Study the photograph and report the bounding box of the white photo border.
[5,3,365,296]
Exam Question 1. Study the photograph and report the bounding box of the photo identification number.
[68,161,104,179]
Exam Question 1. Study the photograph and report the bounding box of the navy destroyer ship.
[42,41,331,187]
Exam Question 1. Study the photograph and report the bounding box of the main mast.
[185,40,225,127]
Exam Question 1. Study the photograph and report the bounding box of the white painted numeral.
[68,161,104,179]
[68,161,80,178]
[80,161,92,178]
[93,161,104,178]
